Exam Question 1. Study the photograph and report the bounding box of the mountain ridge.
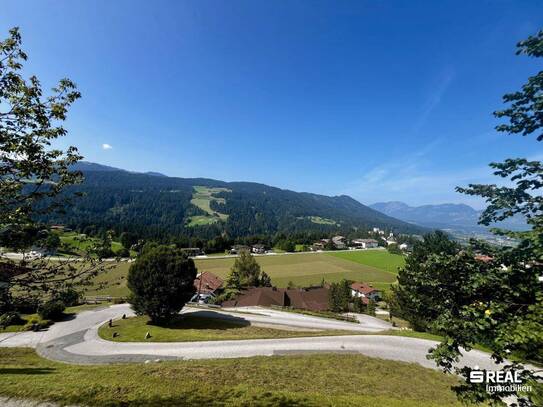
[44,161,428,239]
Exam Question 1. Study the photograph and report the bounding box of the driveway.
[0,304,501,372]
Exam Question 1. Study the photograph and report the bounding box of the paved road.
[0,304,501,371]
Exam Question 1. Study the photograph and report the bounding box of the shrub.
[127,245,197,323]
[54,288,81,307]
[0,311,23,329]
[23,317,52,331]
[37,300,65,321]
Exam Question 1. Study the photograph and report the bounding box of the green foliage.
[225,250,271,289]
[392,231,459,331]
[37,300,65,321]
[397,30,543,405]
[127,245,197,322]
[0,312,22,329]
[53,288,81,307]
[0,27,107,305]
[328,279,352,312]
[494,30,543,141]
[386,243,402,255]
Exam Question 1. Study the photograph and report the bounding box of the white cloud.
[102,143,113,150]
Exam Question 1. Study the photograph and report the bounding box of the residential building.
[251,244,266,254]
[351,282,381,301]
[222,286,330,312]
[191,272,224,303]
[351,238,379,249]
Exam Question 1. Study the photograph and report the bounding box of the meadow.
[85,250,402,298]
[187,186,230,227]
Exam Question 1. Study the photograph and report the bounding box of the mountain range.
[370,201,527,233]
[40,162,426,239]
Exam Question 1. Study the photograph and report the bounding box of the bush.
[127,245,197,323]
[23,317,52,331]
[0,311,23,329]
[117,247,130,258]
[37,300,65,321]
[54,288,81,307]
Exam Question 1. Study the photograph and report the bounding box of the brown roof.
[351,282,379,295]
[222,286,330,312]
[194,272,223,294]
[474,254,493,263]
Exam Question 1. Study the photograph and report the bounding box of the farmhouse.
[222,286,330,312]
[351,282,381,301]
[332,236,346,249]
[191,272,224,303]
[351,238,379,249]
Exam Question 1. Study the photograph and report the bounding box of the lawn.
[98,314,354,342]
[57,231,126,256]
[195,251,399,288]
[0,348,464,406]
[85,261,131,298]
[329,250,405,274]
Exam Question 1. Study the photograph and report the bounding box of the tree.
[328,279,352,313]
[127,245,197,323]
[386,243,402,255]
[0,28,106,312]
[225,250,271,289]
[397,31,543,405]
[120,232,137,250]
[392,231,459,331]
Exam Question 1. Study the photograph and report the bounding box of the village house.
[351,238,379,249]
[332,236,346,249]
[191,272,224,303]
[222,286,330,312]
[350,282,381,302]
[229,245,251,255]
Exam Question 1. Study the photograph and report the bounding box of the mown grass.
[329,250,405,274]
[0,348,464,406]
[98,314,354,342]
[195,251,398,288]
[86,251,402,298]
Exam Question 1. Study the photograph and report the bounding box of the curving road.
[0,304,501,371]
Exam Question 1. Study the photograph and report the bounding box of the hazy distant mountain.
[42,162,427,239]
[370,201,527,232]
[72,162,166,177]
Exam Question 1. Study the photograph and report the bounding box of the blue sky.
[2,1,542,208]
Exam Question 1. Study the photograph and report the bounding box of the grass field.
[187,186,230,227]
[0,348,463,406]
[58,231,124,256]
[85,251,402,297]
[195,250,400,288]
[98,314,353,342]
[329,250,405,274]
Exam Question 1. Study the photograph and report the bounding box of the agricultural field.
[84,250,402,298]
[187,186,230,227]
[195,250,400,288]
[329,250,405,274]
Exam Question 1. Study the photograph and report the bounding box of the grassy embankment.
[0,348,464,406]
[97,314,356,342]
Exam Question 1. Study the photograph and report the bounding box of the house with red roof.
[350,282,381,302]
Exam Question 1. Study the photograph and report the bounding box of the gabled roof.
[351,282,379,295]
[194,272,224,294]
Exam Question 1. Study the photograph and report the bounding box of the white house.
[351,239,379,249]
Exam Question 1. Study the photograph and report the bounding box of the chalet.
[351,282,381,301]
[191,272,224,303]
[351,238,379,249]
[251,244,266,254]
[222,286,330,312]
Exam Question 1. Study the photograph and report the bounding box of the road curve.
[0,304,500,371]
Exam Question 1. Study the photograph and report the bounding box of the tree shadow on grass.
[0,367,55,375]
[148,311,251,331]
